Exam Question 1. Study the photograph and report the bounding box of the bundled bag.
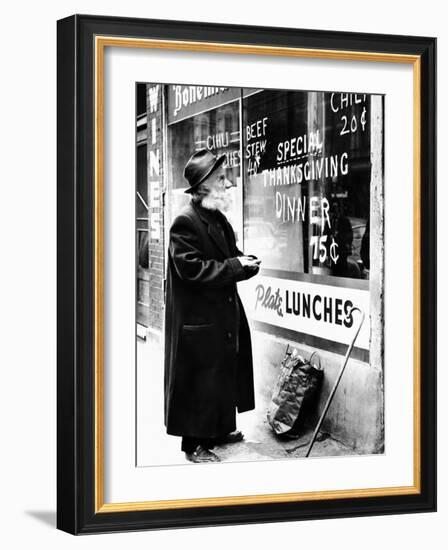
[267,345,324,437]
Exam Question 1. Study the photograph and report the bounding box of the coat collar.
[191,201,231,258]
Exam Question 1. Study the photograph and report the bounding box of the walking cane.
[305,306,365,458]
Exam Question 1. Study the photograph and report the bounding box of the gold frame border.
[94,36,422,513]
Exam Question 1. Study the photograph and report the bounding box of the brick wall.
[146,84,165,334]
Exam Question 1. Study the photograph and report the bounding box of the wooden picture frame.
[57,14,436,534]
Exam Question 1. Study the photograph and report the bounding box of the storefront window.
[167,88,242,241]
[242,89,371,281]
[166,86,371,282]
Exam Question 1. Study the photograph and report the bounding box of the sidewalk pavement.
[137,332,357,467]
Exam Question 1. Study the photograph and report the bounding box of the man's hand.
[237,255,261,272]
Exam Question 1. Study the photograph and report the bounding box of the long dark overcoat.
[164,201,256,439]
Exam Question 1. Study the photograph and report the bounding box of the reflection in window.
[167,99,242,241]
[242,90,371,280]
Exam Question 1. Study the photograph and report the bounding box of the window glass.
[167,99,242,241]
[242,90,371,280]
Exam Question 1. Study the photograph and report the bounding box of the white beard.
[201,188,232,213]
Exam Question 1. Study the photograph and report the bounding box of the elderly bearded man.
[164,148,261,463]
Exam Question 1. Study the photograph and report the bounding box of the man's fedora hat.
[183,148,226,194]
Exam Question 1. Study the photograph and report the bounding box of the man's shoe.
[215,430,244,445]
[185,445,221,463]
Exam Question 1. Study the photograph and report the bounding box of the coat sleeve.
[169,215,247,288]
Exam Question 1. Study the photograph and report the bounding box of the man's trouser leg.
[181,436,215,453]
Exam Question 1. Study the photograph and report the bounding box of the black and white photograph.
[135,83,384,466]
[0,0,442,541]
[52,9,436,537]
